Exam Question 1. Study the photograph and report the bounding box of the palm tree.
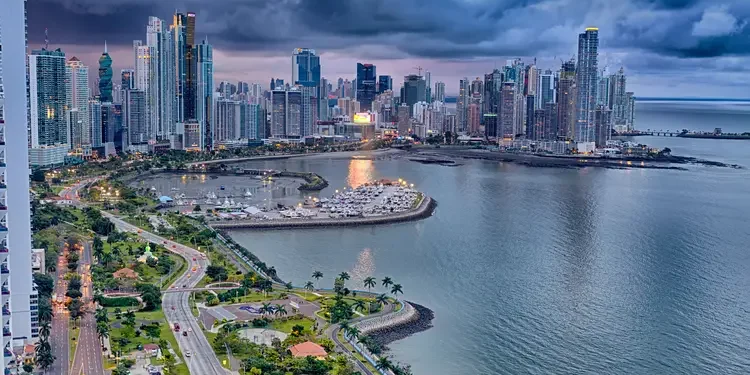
[345,325,360,340]
[352,300,366,313]
[38,321,51,340]
[376,294,389,308]
[312,271,323,289]
[38,302,54,324]
[260,302,274,316]
[381,276,393,289]
[390,284,403,296]
[284,282,293,292]
[375,356,393,371]
[304,281,314,297]
[96,321,110,346]
[363,277,376,294]
[338,272,350,283]
[95,307,109,324]
[274,304,287,317]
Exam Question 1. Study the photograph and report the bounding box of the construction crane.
[413,66,423,76]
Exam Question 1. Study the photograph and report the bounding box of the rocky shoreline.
[370,302,435,351]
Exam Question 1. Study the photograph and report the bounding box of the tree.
[285,282,293,291]
[376,294,389,308]
[144,322,161,342]
[96,321,110,346]
[375,356,393,371]
[390,284,403,296]
[31,169,46,182]
[363,277,376,294]
[38,321,51,340]
[304,281,314,297]
[38,298,54,324]
[112,362,131,375]
[123,310,136,328]
[95,307,109,324]
[33,273,55,297]
[352,299,366,313]
[345,325,360,340]
[382,276,393,289]
[35,338,55,374]
[312,270,323,289]
[163,354,177,374]
[206,265,228,281]
[260,302,274,316]
[274,304,287,317]
[23,363,34,374]
[137,283,162,311]
[338,272,350,283]
[68,298,84,325]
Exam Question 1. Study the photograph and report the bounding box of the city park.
[28,149,416,375]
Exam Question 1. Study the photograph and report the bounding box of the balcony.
[0,206,6,212]
[3,328,10,337]
[1,308,8,316]
[0,248,6,253]
[0,163,5,168]
[0,226,6,232]
[3,348,11,358]
[0,184,5,189]
[0,265,7,274]
[1,288,8,295]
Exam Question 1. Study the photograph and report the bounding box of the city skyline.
[26,0,750,98]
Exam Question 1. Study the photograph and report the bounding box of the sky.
[25,0,750,97]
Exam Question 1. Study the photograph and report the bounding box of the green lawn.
[337,330,379,373]
[270,317,315,335]
[108,308,189,375]
[69,324,79,367]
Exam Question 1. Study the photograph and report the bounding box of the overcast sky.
[26,0,750,97]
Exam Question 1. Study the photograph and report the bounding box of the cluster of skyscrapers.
[453,28,636,149]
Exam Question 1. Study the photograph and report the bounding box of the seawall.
[209,196,437,230]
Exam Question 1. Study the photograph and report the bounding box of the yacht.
[245,189,253,197]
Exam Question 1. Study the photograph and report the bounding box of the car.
[187,327,192,332]
[172,245,176,249]
[171,306,175,310]
[182,331,188,337]
[137,229,142,234]
[185,351,191,357]
[182,284,187,288]
[163,241,167,244]
[192,257,196,261]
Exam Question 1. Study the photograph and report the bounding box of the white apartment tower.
[65,57,90,149]
[0,6,36,375]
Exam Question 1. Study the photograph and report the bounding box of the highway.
[101,213,226,375]
[49,246,70,375]
[62,178,227,375]
[70,242,104,375]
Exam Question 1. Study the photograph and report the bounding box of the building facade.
[574,27,599,143]
[65,57,90,149]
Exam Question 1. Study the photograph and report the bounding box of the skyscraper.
[537,71,555,109]
[378,75,392,94]
[557,59,576,140]
[401,75,426,110]
[0,0,35,358]
[292,48,321,126]
[575,27,599,143]
[356,63,377,111]
[147,16,176,139]
[483,69,502,117]
[270,89,302,138]
[124,89,148,145]
[610,67,627,127]
[434,82,446,102]
[183,12,197,120]
[457,78,469,133]
[29,48,68,165]
[66,57,90,149]
[121,69,135,90]
[171,12,187,123]
[98,43,113,102]
[424,71,432,103]
[195,39,213,149]
[499,82,515,139]
[134,42,156,140]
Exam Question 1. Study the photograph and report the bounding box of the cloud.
[691,5,744,37]
[23,0,750,97]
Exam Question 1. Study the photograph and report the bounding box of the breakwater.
[209,196,437,230]
[369,302,435,350]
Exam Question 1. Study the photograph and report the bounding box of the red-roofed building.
[289,341,327,359]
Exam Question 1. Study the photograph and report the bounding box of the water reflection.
[350,248,376,289]
[347,159,374,188]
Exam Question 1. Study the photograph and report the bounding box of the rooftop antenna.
[44,28,48,50]
[104,40,108,53]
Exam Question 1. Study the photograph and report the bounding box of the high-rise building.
[593,105,611,148]
[121,69,135,89]
[575,27,599,143]
[214,98,240,142]
[318,77,329,121]
[101,102,123,151]
[525,95,535,138]
[400,75,426,111]
[625,92,635,131]
[171,12,187,123]
[378,75,392,94]
[270,89,302,138]
[499,82,515,139]
[484,113,498,138]
[0,0,36,355]
[424,71,432,103]
[134,42,157,140]
[434,82,446,103]
[66,57,90,149]
[483,69,502,117]
[124,89,148,145]
[557,59,576,140]
[89,99,103,147]
[147,16,176,139]
[467,103,481,135]
[356,63,377,111]
[457,78,469,133]
[183,12,197,121]
[537,71,555,109]
[195,39,213,149]
[610,67,627,126]
[397,103,410,135]
[98,43,113,103]
[528,109,546,140]
[292,48,321,128]
[29,48,68,165]
[543,102,558,140]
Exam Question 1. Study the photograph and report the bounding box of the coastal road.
[101,212,227,375]
[49,246,70,375]
[62,178,227,375]
[70,242,104,375]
